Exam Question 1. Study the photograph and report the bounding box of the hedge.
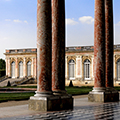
[0,69,6,77]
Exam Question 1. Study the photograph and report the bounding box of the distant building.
[4,44,120,86]
[4,48,37,79]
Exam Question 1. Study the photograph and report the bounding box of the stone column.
[105,0,119,100]
[88,0,119,102]
[52,0,66,95]
[29,0,61,111]
[88,0,106,102]
[8,58,11,77]
[23,58,26,77]
[105,0,113,88]
[114,55,116,80]
[91,56,94,79]
[6,58,8,77]
[34,57,37,79]
[94,0,105,89]
[76,56,81,79]
[80,56,82,79]
[15,57,18,78]
[31,57,34,77]
[52,0,73,109]
[65,56,67,79]
[36,0,52,96]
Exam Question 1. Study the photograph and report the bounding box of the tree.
[0,59,5,70]
[0,59,6,77]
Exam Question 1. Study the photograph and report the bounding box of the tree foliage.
[0,59,6,70]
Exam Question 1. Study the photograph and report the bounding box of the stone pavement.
[0,95,120,120]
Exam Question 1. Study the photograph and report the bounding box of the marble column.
[88,0,119,102]
[94,0,106,90]
[88,0,106,102]
[29,0,60,111]
[15,57,18,78]
[34,57,37,79]
[35,0,52,96]
[105,0,119,99]
[8,58,11,77]
[52,0,73,109]
[6,58,8,77]
[31,57,34,77]
[105,0,113,88]
[23,58,26,77]
[52,0,66,95]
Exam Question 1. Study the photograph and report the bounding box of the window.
[69,59,75,79]
[27,61,31,77]
[117,59,120,80]
[19,61,23,78]
[11,61,15,78]
[84,59,90,80]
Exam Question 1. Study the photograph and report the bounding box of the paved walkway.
[0,95,120,120]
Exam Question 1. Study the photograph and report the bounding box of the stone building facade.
[4,44,120,86]
[4,48,37,79]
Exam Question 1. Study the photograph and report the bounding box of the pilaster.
[15,57,18,78]
[23,57,26,77]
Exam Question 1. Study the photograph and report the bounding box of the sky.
[0,0,120,59]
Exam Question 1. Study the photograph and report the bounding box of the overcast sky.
[0,0,120,59]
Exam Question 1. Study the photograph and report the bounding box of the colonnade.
[29,0,73,111]
[29,0,119,111]
[88,0,119,102]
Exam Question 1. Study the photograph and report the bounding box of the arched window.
[19,61,23,78]
[27,61,31,77]
[69,59,75,79]
[117,59,120,80]
[11,61,15,78]
[84,59,90,80]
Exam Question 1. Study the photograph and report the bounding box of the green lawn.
[0,92,34,102]
[66,86,92,95]
[0,86,119,102]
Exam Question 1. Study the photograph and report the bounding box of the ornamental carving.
[67,56,76,64]
[115,55,120,63]
[18,57,24,64]
[26,57,32,64]
[82,56,92,63]
[10,57,16,63]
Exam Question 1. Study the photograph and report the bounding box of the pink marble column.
[15,58,18,78]
[35,0,52,96]
[52,0,66,94]
[94,0,105,90]
[6,58,8,77]
[105,0,113,88]
[34,57,37,79]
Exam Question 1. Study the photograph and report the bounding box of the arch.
[27,61,31,77]
[69,59,75,80]
[11,61,15,78]
[84,59,90,80]
[18,58,24,65]
[117,59,120,80]
[19,61,23,78]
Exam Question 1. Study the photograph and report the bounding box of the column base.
[29,95,73,111]
[88,87,119,102]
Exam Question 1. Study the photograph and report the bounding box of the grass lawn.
[0,92,34,102]
[0,86,119,102]
[66,86,92,95]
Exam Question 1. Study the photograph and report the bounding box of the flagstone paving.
[0,95,120,120]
